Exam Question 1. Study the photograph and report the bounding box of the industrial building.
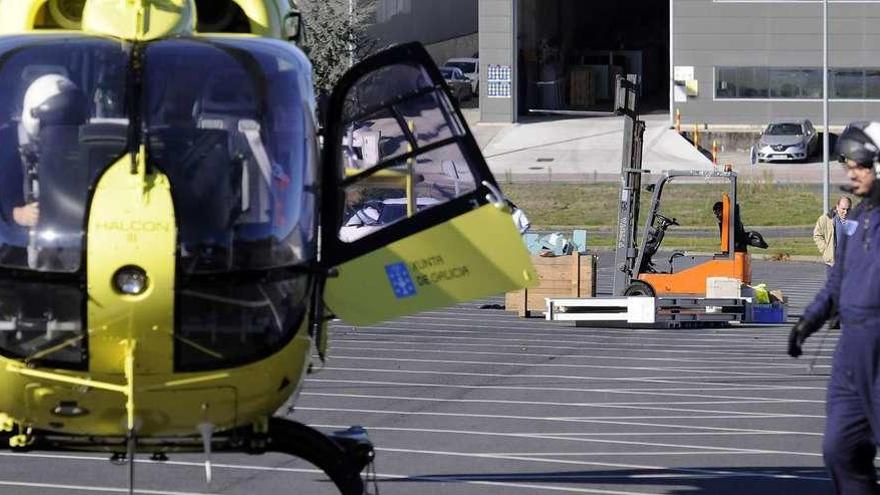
[480,0,880,126]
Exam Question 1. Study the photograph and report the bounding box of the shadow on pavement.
[387,466,831,494]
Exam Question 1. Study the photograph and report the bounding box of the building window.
[831,69,880,99]
[377,0,412,23]
[770,68,822,98]
[717,66,880,100]
[715,67,880,100]
[832,69,863,99]
[716,67,822,99]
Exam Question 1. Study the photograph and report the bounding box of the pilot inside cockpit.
[0,74,88,265]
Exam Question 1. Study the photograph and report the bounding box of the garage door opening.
[517,0,669,116]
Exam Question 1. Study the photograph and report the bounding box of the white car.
[755,119,819,162]
[339,197,442,242]
[444,57,478,95]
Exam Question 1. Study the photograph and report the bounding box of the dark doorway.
[517,0,670,116]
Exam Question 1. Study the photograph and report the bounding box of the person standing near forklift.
[813,195,855,330]
[814,196,854,269]
[788,121,880,494]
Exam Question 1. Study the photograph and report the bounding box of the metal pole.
[669,0,674,128]
[822,0,830,212]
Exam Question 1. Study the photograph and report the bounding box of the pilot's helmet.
[21,74,88,140]
[837,121,880,170]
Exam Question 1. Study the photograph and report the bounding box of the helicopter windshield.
[145,38,317,370]
[0,36,316,275]
[0,36,130,273]
[0,35,317,370]
[145,38,317,274]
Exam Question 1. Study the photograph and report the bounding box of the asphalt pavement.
[0,256,837,494]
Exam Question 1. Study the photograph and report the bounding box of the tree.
[299,0,379,93]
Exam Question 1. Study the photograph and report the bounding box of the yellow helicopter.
[0,0,535,493]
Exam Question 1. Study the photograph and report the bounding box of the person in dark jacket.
[712,201,759,252]
[789,121,880,494]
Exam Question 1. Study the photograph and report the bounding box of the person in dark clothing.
[789,121,880,495]
[712,201,750,252]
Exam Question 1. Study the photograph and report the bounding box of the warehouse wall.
[479,0,516,122]
[675,0,880,127]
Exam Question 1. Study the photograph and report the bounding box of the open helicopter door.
[321,43,536,326]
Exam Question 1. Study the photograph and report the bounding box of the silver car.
[756,119,819,162]
[440,67,474,102]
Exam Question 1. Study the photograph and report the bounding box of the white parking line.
[468,451,796,456]
[0,480,214,495]
[306,378,827,401]
[309,423,822,439]
[318,366,819,386]
[330,344,829,368]
[326,354,816,377]
[302,392,821,416]
[380,447,820,458]
[330,337,833,358]
[0,451,660,495]
[371,475,657,495]
[335,326,804,349]
[373,447,826,475]
[361,316,797,336]
[297,406,823,432]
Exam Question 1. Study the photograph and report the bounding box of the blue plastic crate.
[748,303,786,323]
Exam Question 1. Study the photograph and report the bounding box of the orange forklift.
[611,77,766,298]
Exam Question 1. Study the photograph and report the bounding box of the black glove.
[788,318,821,358]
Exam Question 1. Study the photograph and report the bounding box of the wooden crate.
[569,67,595,108]
[506,252,597,317]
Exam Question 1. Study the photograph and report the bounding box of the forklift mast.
[612,75,647,296]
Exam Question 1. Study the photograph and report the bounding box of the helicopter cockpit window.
[0,37,130,274]
[337,62,475,243]
[144,38,316,371]
[144,38,317,274]
[0,36,128,369]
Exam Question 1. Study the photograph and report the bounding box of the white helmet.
[21,74,87,140]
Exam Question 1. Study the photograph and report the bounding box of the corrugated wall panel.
[676,0,880,125]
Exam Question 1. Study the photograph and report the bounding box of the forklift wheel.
[623,281,655,297]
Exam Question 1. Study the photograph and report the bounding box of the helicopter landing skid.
[266,417,375,495]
